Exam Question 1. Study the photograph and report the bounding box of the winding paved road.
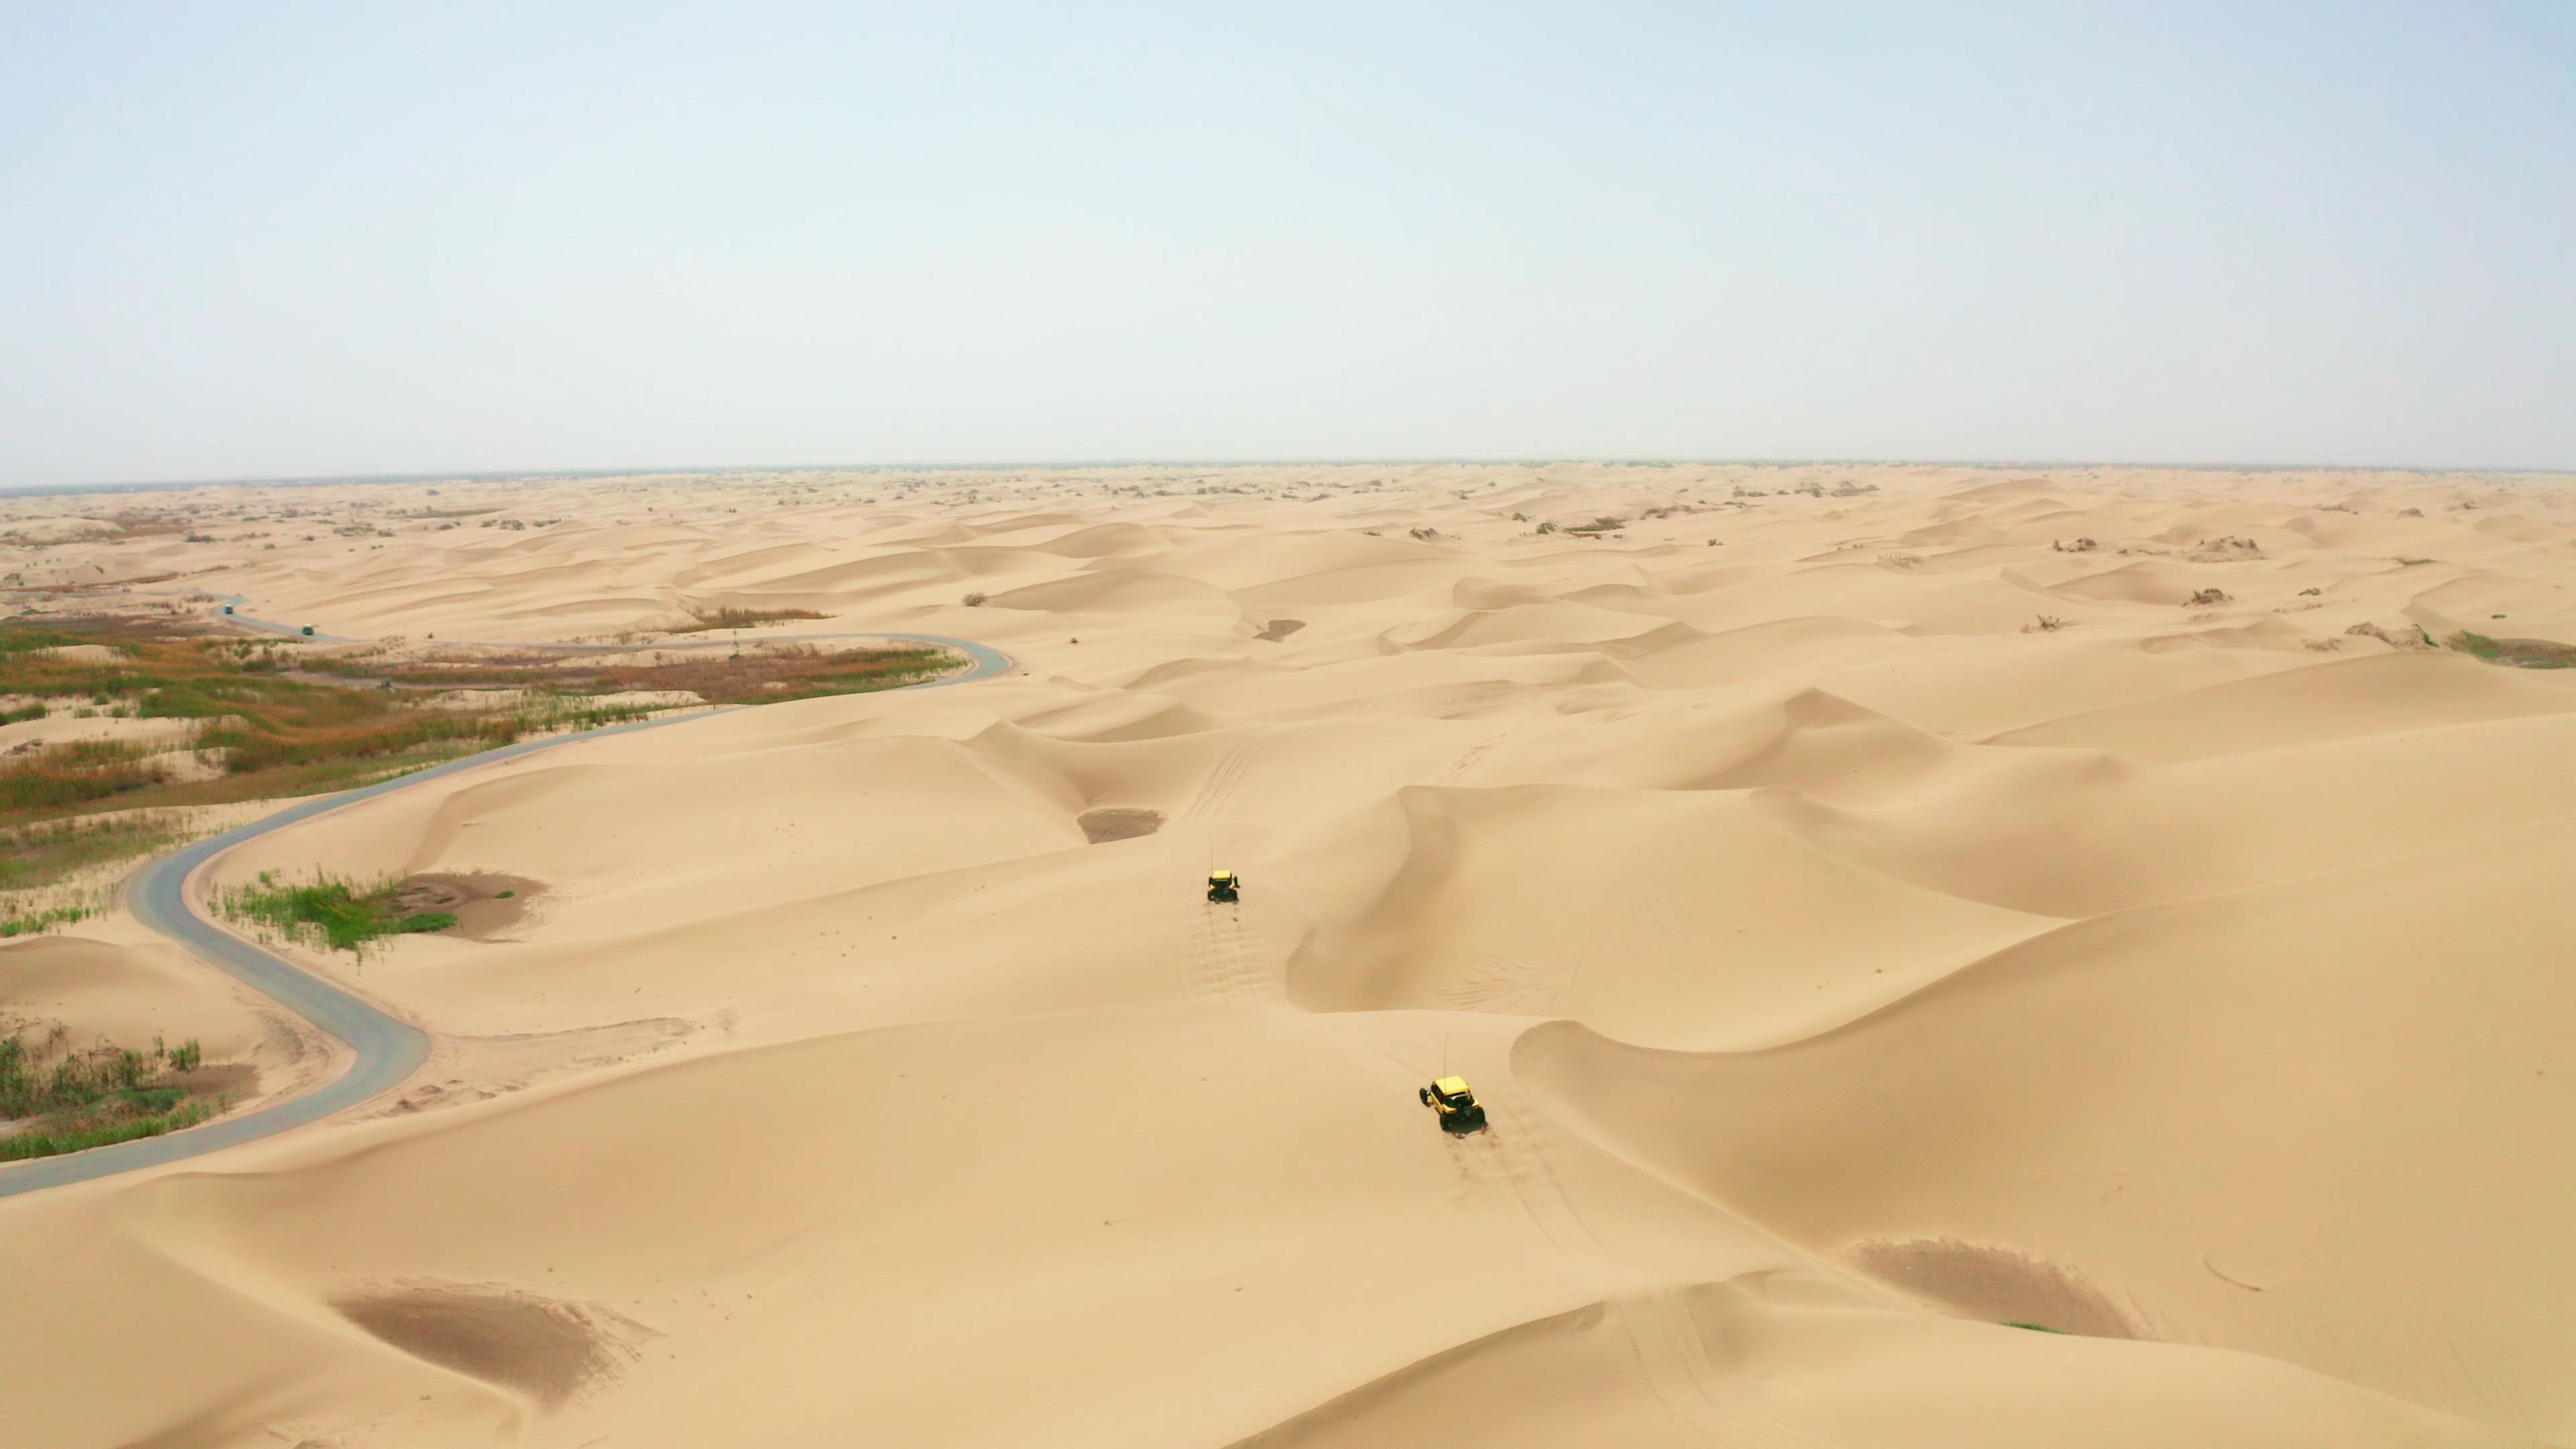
[0,613,1010,1198]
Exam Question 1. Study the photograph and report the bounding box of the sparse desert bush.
[2299,587,2322,596]
[665,605,829,634]
[2448,631,2576,668]
[961,592,987,607]
[0,1026,222,1161]
[2186,588,2231,606]
[2025,614,2067,633]
[1535,521,1558,535]
[2053,537,2098,552]
[2345,621,2438,652]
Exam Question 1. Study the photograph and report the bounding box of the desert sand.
[4,461,2575,1447]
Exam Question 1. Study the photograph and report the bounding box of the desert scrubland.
[3,461,2574,1448]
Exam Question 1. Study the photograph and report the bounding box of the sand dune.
[1519,816,2576,1429]
[4,462,2574,1447]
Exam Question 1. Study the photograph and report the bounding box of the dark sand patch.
[1078,807,1165,844]
[393,873,545,941]
[1255,619,1305,641]
[1846,1237,2140,1338]
[180,1061,260,1103]
[336,1284,649,1407]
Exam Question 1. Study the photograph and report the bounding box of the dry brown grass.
[591,643,961,704]
[661,606,830,634]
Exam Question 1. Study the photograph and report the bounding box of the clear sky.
[3,2,2570,488]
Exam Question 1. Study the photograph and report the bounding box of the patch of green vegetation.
[219,870,457,953]
[0,902,95,937]
[2005,1322,2067,1334]
[0,1028,220,1162]
[0,618,959,831]
[0,629,527,821]
[0,810,190,891]
[1,1102,212,1161]
[0,630,86,655]
[0,631,672,828]
[2447,631,2576,669]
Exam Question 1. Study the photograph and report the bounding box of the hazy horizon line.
[6,455,2573,501]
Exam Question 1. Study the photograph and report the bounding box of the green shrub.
[0,1102,210,1162]
[222,872,458,952]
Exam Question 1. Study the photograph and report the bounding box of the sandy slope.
[3,462,2573,1447]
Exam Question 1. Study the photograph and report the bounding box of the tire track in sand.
[1180,741,1268,1003]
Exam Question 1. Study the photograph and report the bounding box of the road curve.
[0,621,1011,1199]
